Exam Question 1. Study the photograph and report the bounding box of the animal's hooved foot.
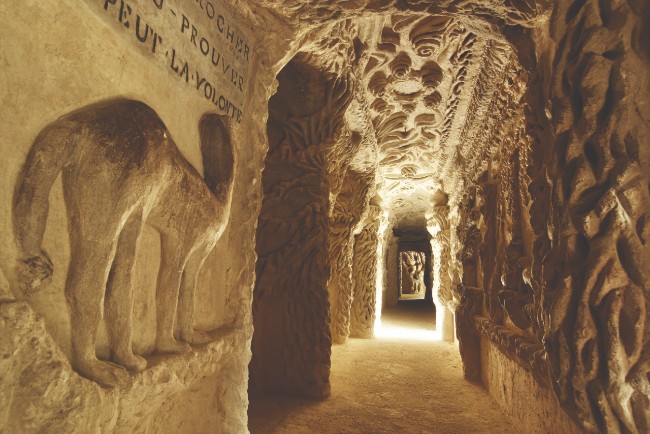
[114,352,147,372]
[182,330,212,346]
[155,337,191,354]
[75,359,130,388]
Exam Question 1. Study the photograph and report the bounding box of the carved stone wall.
[383,231,400,308]
[328,169,373,344]
[524,1,650,431]
[427,206,453,307]
[350,205,382,338]
[250,58,354,398]
[0,0,287,431]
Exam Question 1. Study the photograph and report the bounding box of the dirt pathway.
[248,303,515,434]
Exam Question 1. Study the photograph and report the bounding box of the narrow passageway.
[248,303,516,434]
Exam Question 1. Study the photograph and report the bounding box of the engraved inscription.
[89,0,250,122]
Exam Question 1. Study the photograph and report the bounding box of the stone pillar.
[349,205,382,338]
[384,231,399,307]
[328,170,373,344]
[251,60,353,399]
[427,206,455,342]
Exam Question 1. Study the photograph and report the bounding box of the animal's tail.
[199,114,236,202]
[13,121,75,295]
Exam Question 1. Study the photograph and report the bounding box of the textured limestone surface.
[0,302,244,434]
[2,0,649,432]
[0,0,287,431]
[480,336,583,434]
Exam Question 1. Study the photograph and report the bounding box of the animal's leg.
[178,246,211,345]
[155,233,191,354]
[66,239,129,388]
[105,208,147,372]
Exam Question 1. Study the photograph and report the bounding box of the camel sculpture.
[12,98,235,387]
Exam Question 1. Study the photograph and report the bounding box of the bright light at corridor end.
[374,320,441,341]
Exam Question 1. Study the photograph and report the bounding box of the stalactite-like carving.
[350,205,382,339]
[328,169,373,344]
[251,60,354,399]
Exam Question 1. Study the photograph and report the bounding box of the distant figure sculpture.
[401,251,425,296]
[12,99,235,387]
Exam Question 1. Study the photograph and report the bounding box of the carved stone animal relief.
[13,99,235,387]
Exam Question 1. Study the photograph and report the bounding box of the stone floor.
[248,301,516,434]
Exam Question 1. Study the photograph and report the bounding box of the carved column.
[251,59,353,399]
[453,189,484,382]
[383,231,399,307]
[427,205,454,342]
[349,205,382,339]
[328,169,372,344]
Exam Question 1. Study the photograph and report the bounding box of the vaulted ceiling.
[248,0,541,230]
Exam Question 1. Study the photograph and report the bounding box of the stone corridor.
[1,1,648,433]
[249,303,515,434]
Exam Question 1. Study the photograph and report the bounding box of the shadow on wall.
[11,98,235,388]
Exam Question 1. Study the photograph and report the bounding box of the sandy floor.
[248,301,516,434]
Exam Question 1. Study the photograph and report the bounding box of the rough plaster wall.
[0,0,285,431]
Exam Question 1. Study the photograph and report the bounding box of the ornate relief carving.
[399,251,426,298]
[350,205,382,338]
[328,169,373,344]
[427,205,453,307]
[247,0,549,30]
[523,1,650,431]
[12,99,235,388]
[251,60,354,398]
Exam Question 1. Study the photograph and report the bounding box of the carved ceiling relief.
[352,12,515,230]
[248,0,550,31]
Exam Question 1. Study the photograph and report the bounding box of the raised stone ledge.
[472,315,549,386]
[0,301,242,433]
